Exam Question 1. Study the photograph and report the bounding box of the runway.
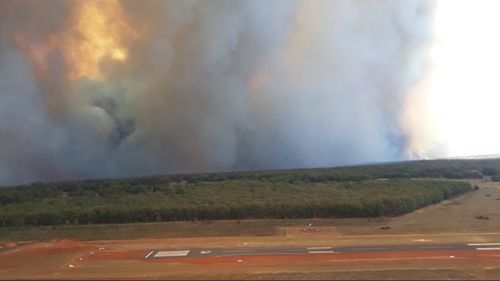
[144,242,500,260]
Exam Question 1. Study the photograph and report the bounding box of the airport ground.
[0,179,499,280]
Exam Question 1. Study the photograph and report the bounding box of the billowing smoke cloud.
[0,0,435,185]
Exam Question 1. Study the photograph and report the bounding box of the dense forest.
[1,158,499,191]
[1,158,494,227]
[0,179,471,227]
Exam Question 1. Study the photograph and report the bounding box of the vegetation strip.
[3,158,495,227]
[0,178,471,227]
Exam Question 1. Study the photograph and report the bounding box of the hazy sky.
[0,0,499,185]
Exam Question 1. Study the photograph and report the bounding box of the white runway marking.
[476,247,500,251]
[154,250,190,257]
[307,247,332,250]
[308,250,336,254]
[200,250,212,254]
[468,243,500,246]
[144,251,154,259]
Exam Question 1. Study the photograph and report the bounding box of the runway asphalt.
[144,242,500,260]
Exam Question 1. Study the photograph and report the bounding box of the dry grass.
[337,179,500,235]
[0,220,278,241]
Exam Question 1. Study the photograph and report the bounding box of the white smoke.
[0,0,435,185]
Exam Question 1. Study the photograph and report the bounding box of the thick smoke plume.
[0,0,435,185]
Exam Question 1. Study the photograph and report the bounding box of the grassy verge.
[0,220,281,241]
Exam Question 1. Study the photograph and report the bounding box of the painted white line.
[308,250,336,254]
[144,251,154,259]
[351,247,386,251]
[419,245,453,249]
[468,243,500,246]
[200,250,212,254]
[154,250,190,258]
[307,247,332,250]
[476,247,500,251]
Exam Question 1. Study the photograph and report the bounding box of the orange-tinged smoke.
[66,0,134,80]
[15,0,136,81]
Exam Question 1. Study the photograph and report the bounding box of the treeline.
[1,158,497,206]
[0,180,471,227]
[0,158,489,227]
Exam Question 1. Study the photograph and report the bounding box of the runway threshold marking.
[476,247,500,251]
[308,250,336,254]
[154,250,190,257]
[144,251,155,259]
[467,242,500,251]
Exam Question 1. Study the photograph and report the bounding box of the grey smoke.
[0,0,435,185]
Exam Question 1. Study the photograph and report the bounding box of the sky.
[0,0,499,185]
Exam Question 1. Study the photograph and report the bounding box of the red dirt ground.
[1,239,500,279]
